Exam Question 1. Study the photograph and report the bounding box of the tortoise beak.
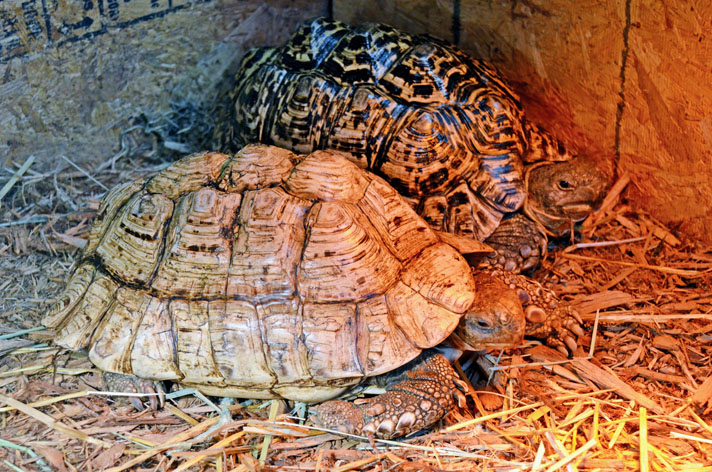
[561,202,594,220]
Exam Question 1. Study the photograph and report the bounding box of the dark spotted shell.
[215,18,537,241]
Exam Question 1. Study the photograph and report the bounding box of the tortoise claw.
[453,387,468,408]
[129,396,144,411]
[564,335,578,354]
[487,268,585,356]
[569,321,585,338]
[556,344,570,357]
[312,353,464,439]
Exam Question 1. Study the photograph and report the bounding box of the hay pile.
[1,148,711,471]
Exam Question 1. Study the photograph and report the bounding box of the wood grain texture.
[2,1,328,174]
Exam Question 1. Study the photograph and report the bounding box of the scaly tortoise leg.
[482,214,548,273]
[486,268,584,355]
[311,352,467,439]
[102,372,165,410]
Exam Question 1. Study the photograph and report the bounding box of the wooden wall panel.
[2,1,328,172]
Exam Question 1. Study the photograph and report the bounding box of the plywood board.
[2,0,327,172]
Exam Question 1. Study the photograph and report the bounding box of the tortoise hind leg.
[311,352,467,439]
[102,372,165,411]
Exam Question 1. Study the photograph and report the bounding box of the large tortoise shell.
[43,145,486,402]
[215,18,549,241]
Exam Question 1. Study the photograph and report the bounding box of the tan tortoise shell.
[43,145,488,402]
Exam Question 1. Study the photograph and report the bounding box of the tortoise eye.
[557,180,572,190]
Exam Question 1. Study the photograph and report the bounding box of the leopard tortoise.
[43,145,527,439]
[213,17,608,272]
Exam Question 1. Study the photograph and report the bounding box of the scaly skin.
[102,372,165,410]
[312,353,467,439]
[483,214,548,272]
[486,268,584,355]
[524,158,608,238]
[484,157,608,273]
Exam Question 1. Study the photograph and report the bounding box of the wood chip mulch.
[1,153,711,471]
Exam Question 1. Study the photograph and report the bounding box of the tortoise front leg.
[311,353,467,439]
[483,214,548,273]
[418,181,506,244]
[487,268,584,355]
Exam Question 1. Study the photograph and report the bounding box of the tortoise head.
[451,271,525,351]
[520,122,609,236]
[524,158,608,236]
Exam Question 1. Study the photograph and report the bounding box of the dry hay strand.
[1,154,711,470]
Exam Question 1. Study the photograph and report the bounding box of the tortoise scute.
[42,263,96,329]
[400,243,476,315]
[380,42,466,103]
[381,111,476,197]
[54,273,119,351]
[170,299,225,386]
[151,188,241,299]
[84,180,145,255]
[298,201,402,303]
[357,176,438,262]
[302,303,363,381]
[357,295,421,376]
[258,297,310,386]
[217,144,298,193]
[209,299,274,390]
[227,187,310,300]
[326,87,401,168]
[297,20,411,84]
[95,191,174,286]
[284,150,370,202]
[232,47,278,95]
[385,281,461,349]
[271,75,343,155]
[459,98,525,157]
[276,19,350,71]
[129,295,180,381]
[419,195,448,231]
[231,64,289,145]
[87,286,143,374]
[146,152,230,200]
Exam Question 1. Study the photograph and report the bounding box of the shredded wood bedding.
[1,150,711,471]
